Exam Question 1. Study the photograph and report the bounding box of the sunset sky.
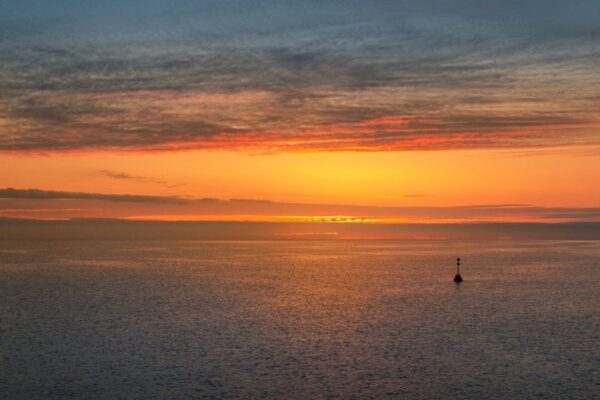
[0,1,599,230]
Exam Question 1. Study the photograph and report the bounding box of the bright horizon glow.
[1,147,598,223]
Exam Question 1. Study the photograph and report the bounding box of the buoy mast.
[453,257,463,283]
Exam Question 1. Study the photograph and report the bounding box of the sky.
[0,1,599,234]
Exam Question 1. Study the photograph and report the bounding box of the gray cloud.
[98,170,184,188]
[0,1,599,152]
[0,188,185,204]
[1,188,599,222]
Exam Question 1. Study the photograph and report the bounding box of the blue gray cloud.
[0,1,599,152]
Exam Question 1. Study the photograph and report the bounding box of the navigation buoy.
[453,257,463,283]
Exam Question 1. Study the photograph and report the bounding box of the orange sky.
[1,146,598,222]
[1,1,599,225]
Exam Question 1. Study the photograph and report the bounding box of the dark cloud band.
[0,188,184,204]
[1,188,599,222]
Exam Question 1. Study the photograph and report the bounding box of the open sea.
[0,240,598,399]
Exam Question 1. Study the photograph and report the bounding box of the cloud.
[1,188,599,222]
[98,170,184,188]
[0,188,185,204]
[0,1,599,153]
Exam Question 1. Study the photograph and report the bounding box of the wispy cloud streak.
[1,188,599,222]
[98,170,184,188]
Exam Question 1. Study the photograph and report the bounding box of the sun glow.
[284,215,383,223]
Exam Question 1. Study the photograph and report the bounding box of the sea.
[1,240,598,399]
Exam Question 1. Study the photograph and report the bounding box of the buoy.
[453,257,463,283]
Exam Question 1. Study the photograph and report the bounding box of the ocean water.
[0,240,598,399]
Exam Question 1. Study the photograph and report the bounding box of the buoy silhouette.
[453,257,463,283]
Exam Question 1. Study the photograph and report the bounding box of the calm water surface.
[1,240,599,399]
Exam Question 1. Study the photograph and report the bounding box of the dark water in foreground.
[0,240,599,399]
